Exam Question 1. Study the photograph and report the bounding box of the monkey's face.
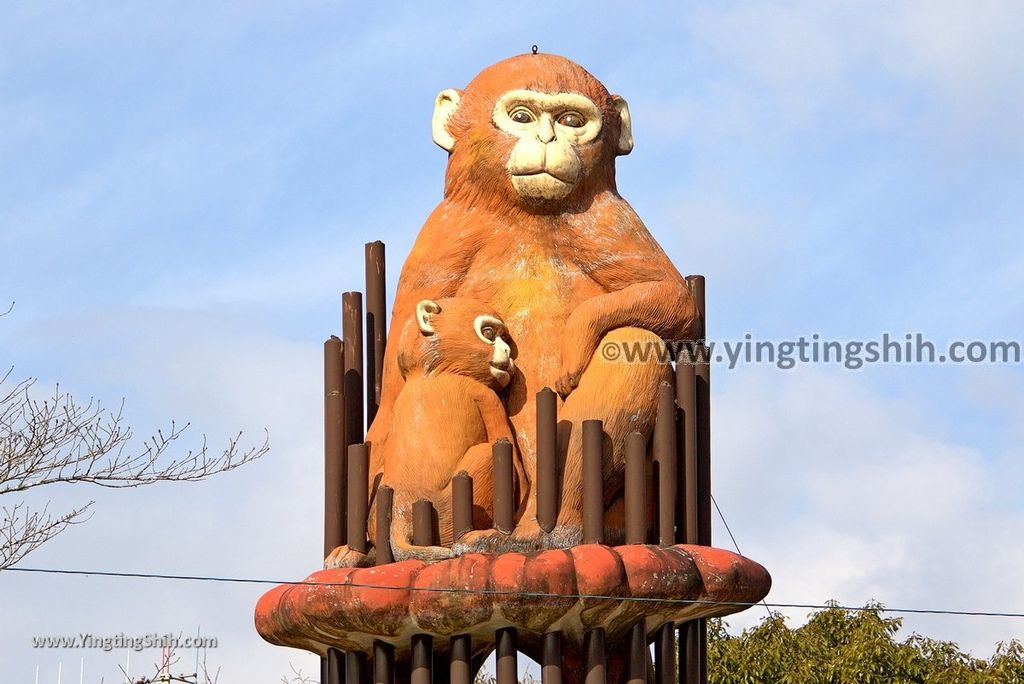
[431,54,634,211]
[474,313,515,388]
[493,90,603,202]
[397,298,517,392]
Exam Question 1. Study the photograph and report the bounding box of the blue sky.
[2,2,1022,681]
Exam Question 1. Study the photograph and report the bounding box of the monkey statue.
[363,52,699,553]
[326,297,522,567]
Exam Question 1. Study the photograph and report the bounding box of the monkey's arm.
[556,278,698,398]
[474,389,516,444]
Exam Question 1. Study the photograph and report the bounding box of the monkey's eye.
[480,325,498,342]
[557,112,585,128]
[509,108,536,124]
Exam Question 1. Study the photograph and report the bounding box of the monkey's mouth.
[490,358,515,386]
[509,171,576,201]
[512,169,576,185]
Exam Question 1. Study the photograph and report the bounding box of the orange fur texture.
[364,53,699,554]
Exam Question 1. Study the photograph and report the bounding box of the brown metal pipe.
[582,419,605,544]
[324,336,346,556]
[492,439,515,535]
[654,382,677,546]
[375,485,394,565]
[655,623,675,684]
[687,274,710,684]
[347,443,369,554]
[452,470,474,541]
[696,357,711,547]
[373,641,394,684]
[585,628,606,684]
[685,275,706,340]
[536,387,559,533]
[542,631,562,684]
[626,622,647,684]
[679,622,700,684]
[496,628,517,684]
[676,360,698,545]
[343,291,364,446]
[327,647,344,684]
[450,635,471,684]
[699,619,708,684]
[347,651,367,684]
[411,634,433,684]
[412,499,436,547]
[624,431,646,545]
[365,242,386,427]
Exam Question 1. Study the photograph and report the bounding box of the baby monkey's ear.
[415,300,442,335]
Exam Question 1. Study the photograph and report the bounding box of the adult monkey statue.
[365,52,698,552]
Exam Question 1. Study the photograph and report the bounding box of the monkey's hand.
[324,544,375,569]
[555,316,600,399]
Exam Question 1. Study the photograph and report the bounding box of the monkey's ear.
[415,300,442,335]
[611,95,633,156]
[432,89,462,152]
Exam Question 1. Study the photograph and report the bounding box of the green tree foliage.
[708,602,1024,683]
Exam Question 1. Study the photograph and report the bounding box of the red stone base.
[256,543,769,667]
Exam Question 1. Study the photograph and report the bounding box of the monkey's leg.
[550,327,670,546]
[324,544,375,568]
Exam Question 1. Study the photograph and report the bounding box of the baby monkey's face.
[473,313,515,388]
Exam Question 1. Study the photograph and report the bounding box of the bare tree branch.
[1,376,268,497]
[1,304,270,569]
[281,664,315,684]
[1,501,93,568]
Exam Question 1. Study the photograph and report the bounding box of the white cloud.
[711,365,1024,654]
[1,307,325,680]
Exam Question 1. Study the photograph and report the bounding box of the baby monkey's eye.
[557,111,585,128]
[510,108,535,124]
[481,325,498,341]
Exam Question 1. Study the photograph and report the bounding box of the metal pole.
[687,274,710,684]
[373,641,394,684]
[677,358,700,684]
[324,336,346,555]
[496,628,517,684]
[676,360,698,546]
[493,439,515,535]
[343,291,364,446]
[327,648,344,684]
[624,431,646,545]
[452,471,474,541]
[655,623,675,684]
[375,485,395,565]
[582,419,605,544]
[536,387,559,533]
[411,635,433,684]
[584,628,606,684]
[626,623,647,684]
[654,382,677,546]
[347,652,367,684]
[680,623,700,684]
[542,631,562,684]
[413,499,436,547]
[364,242,386,427]
[450,635,472,684]
[347,444,369,554]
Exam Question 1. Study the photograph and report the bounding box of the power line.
[710,493,772,617]
[6,565,1024,619]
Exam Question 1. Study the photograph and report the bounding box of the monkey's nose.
[537,115,556,144]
